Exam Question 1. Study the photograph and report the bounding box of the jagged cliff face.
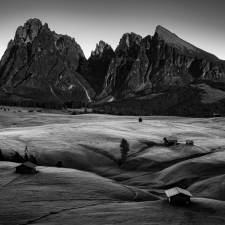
[78,41,115,96]
[0,18,95,102]
[0,20,225,103]
[100,26,225,99]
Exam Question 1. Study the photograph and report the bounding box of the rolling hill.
[0,108,225,224]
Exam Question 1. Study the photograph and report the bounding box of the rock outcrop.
[99,26,225,100]
[78,41,115,95]
[0,18,95,102]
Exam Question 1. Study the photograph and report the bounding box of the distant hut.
[15,162,37,174]
[213,113,222,117]
[163,136,178,146]
[186,140,194,146]
[165,187,193,205]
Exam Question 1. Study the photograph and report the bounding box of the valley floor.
[0,106,225,224]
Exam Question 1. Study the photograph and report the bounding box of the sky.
[0,0,224,60]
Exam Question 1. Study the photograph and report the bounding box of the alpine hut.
[165,187,193,205]
[213,113,222,117]
[186,140,194,146]
[15,162,37,174]
[163,136,178,147]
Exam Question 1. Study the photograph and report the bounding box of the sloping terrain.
[32,199,225,225]
[189,174,225,201]
[0,109,225,224]
[194,83,225,103]
[0,162,158,225]
[1,162,225,225]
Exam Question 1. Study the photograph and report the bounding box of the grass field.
[0,106,225,224]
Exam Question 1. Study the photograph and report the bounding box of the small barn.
[186,140,194,146]
[213,113,222,117]
[165,187,193,205]
[15,162,37,174]
[163,136,178,146]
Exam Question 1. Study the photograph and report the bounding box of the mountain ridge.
[0,18,225,105]
[0,18,95,103]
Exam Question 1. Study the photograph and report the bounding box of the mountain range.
[0,18,225,104]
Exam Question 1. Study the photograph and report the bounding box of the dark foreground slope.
[1,162,225,225]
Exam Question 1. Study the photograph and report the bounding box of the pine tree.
[24,146,29,162]
[10,151,23,163]
[24,153,29,162]
[111,107,118,115]
[29,154,38,165]
[120,138,130,163]
[0,149,4,161]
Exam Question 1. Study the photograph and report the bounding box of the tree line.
[90,85,225,118]
[0,147,38,165]
[0,99,87,110]
[91,86,202,117]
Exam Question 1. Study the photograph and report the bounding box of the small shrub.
[71,111,76,115]
[56,161,63,167]
[28,110,33,113]
[0,149,4,161]
[139,117,142,122]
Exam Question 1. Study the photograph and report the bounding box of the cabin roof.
[165,187,193,198]
[165,136,178,141]
[16,162,37,169]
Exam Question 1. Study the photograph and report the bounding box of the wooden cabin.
[15,162,37,174]
[213,113,222,117]
[186,140,194,146]
[163,136,178,146]
[165,187,193,205]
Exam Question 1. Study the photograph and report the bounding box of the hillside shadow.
[78,144,118,165]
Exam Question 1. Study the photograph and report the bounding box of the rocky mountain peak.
[0,18,94,103]
[1,20,225,104]
[91,40,113,57]
[155,25,219,62]
[115,32,142,54]
[15,18,43,44]
[155,25,197,52]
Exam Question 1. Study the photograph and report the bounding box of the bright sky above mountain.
[0,0,224,60]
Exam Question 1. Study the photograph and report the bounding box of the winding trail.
[22,202,120,225]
